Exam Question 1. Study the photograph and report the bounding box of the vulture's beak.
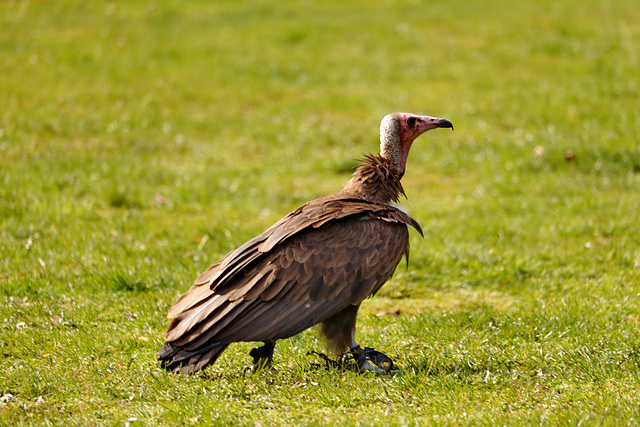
[432,117,454,131]
[416,115,454,133]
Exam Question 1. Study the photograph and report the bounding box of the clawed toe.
[246,341,276,373]
[306,350,343,370]
[350,345,399,374]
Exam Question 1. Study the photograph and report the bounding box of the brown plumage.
[159,112,453,373]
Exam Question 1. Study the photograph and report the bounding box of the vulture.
[159,112,453,374]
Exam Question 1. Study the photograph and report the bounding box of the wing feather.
[174,299,250,348]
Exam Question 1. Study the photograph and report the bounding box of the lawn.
[1,0,640,424]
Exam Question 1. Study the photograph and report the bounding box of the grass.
[1,0,640,424]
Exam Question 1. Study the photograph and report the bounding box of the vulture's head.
[380,112,453,176]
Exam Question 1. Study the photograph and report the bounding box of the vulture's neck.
[338,155,405,204]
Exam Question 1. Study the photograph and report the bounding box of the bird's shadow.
[407,356,528,379]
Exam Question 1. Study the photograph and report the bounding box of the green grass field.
[2,0,640,424]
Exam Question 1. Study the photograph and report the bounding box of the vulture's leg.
[319,305,360,353]
[319,305,397,374]
[249,340,276,372]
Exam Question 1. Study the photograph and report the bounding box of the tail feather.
[158,341,228,374]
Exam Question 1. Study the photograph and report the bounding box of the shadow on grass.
[407,356,532,379]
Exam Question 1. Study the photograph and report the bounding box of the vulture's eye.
[407,117,417,127]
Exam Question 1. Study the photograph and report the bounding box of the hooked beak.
[421,115,454,131]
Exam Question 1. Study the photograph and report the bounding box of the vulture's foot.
[306,350,343,370]
[350,345,399,374]
[247,341,276,373]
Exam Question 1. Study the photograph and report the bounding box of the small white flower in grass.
[533,146,544,157]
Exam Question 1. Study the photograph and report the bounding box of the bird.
[158,112,453,374]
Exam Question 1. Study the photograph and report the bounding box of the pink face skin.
[396,112,453,172]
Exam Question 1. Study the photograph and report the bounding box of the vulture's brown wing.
[164,198,420,354]
[167,197,421,319]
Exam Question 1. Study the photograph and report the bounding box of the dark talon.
[248,341,276,373]
[349,345,398,374]
[306,350,343,369]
